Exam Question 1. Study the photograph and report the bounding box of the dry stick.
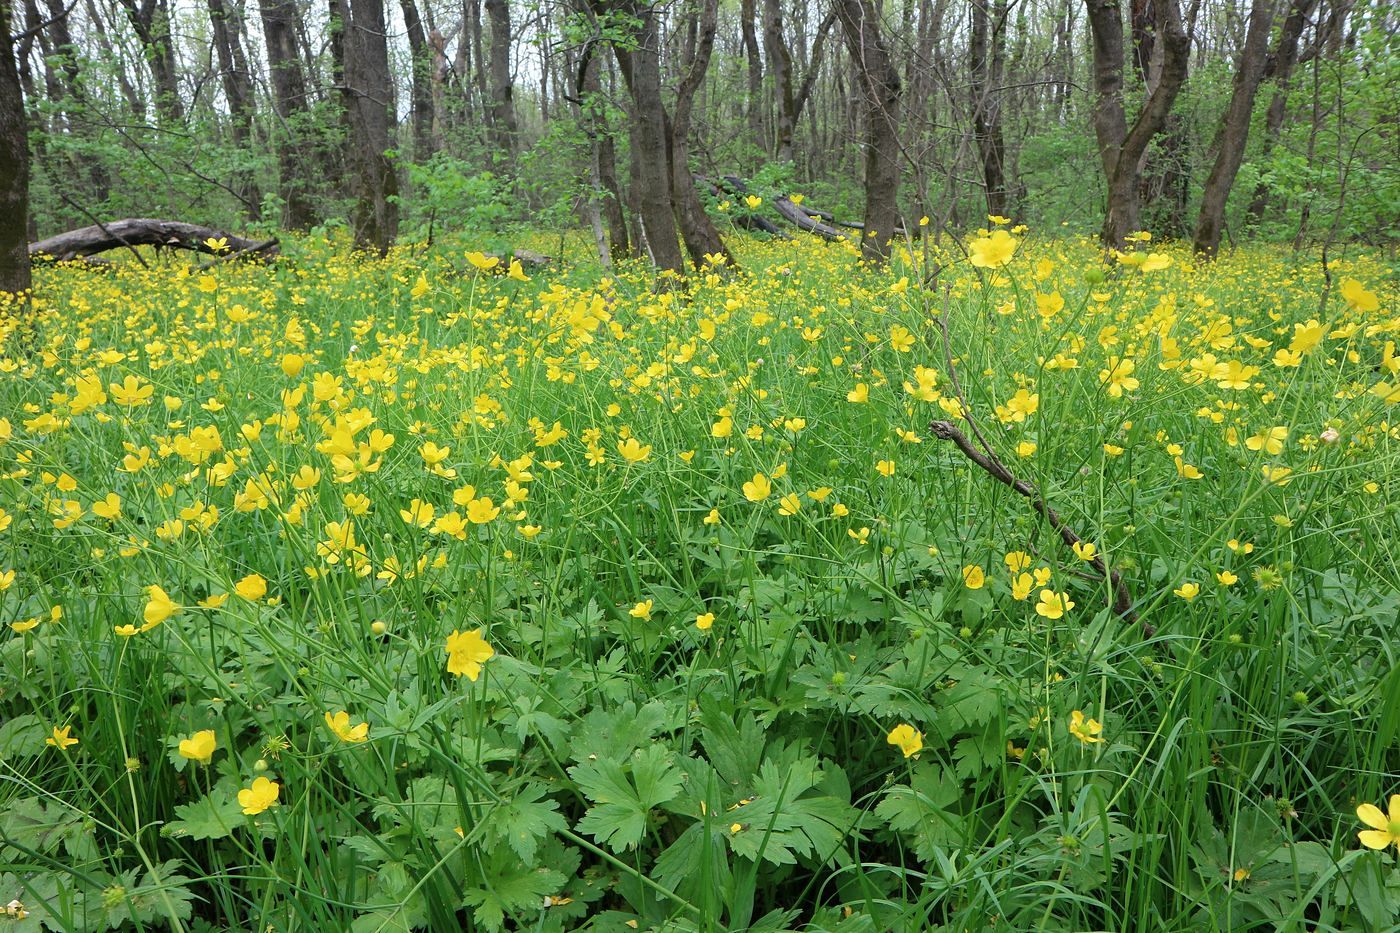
[52,193,151,271]
[195,238,280,270]
[927,288,1149,637]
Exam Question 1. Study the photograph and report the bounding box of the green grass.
[0,230,1396,931]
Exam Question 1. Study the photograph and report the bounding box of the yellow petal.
[1389,794,1400,825]
[1357,803,1388,830]
[1358,830,1395,850]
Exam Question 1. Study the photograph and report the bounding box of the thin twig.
[929,419,1146,634]
[926,286,1147,636]
[195,238,280,270]
[54,194,150,270]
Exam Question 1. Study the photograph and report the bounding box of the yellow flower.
[324,711,370,743]
[178,730,217,765]
[238,776,280,815]
[466,251,500,271]
[617,437,652,463]
[695,612,715,631]
[962,565,985,589]
[875,459,895,477]
[444,628,495,680]
[1216,571,1238,586]
[886,724,923,758]
[1356,796,1400,851]
[1173,582,1200,601]
[1245,426,1288,455]
[234,574,267,601]
[847,382,869,403]
[629,600,653,620]
[1339,278,1379,313]
[968,230,1018,268]
[281,353,305,377]
[1069,710,1103,744]
[742,472,772,502]
[1072,541,1097,562]
[466,497,500,524]
[143,585,179,630]
[1035,589,1074,619]
[46,725,79,750]
[777,493,802,515]
[91,493,121,520]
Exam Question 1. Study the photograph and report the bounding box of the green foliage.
[0,232,1397,931]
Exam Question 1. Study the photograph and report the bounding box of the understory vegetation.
[0,230,1397,930]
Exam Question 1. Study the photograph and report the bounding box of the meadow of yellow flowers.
[0,229,1396,930]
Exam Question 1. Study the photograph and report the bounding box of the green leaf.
[0,715,45,761]
[166,793,243,841]
[484,783,567,862]
[571,743,683,852]
[462,848,566,931]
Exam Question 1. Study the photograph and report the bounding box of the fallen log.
[694,175,790,239]
[715,175,849,242]
[28,219,280,264]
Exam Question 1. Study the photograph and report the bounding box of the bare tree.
[834,0,903,263]
[740,0,764,153]
[1245,0,1318,226]
[343,0,400,253]
[116,0,185,122]
[1193,0,1275,256]
[970,0,1010,217]
[1084,0,1191,247]
[670,0,731,266]
[207,0,260,216]
[400,0,438,160]
[258,0,320,227]
[484,0,516,158]
[763,0,798,162]
[1,0,31,296]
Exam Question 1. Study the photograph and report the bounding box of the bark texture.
[28,219,279,262]
[0,0,31,297]
[835,0,903,263]
[1193,0,1275,256]
[1085,0,1191,247]
[258,0,320,228]
[343,0,401,254]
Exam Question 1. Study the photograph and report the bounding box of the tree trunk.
[1193,0,1275,256]
[1085,0,1191,247]
[579,48,629,261]
[0,0,31,298]
[207,0,261,217]
[1245,0,1317,226]
[343,0,400,254]
[28,219,279,262]
[970,0,1010,218]
[400,0,438,161]
[117,0,185,123]
[740,0,764,154]
[606,3,686,274]
[484,0,516,158]
[763,0,798,162]
[670,0,732,267]
[834,0,903,263]
[259,0,320,228]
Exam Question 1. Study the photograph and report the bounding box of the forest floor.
[1,230,1398,931]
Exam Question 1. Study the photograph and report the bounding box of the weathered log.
[716,174,851,242]
[694,174,790,238]
[771,196,849,241]
[28,219,280,263]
